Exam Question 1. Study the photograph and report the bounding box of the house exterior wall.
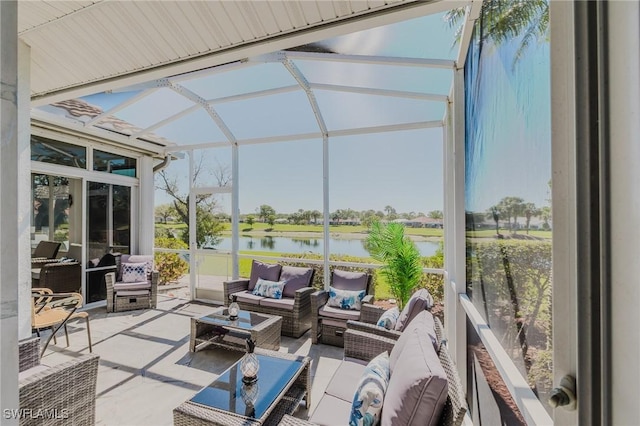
[17,39,31,340]
[0,1,19,421]
[608,2,640,423]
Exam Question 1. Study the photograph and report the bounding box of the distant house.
[407,216,443,229]
[329,217,361,226]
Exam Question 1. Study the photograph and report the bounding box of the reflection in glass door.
[86,181,131,303]
[31,174,81,253]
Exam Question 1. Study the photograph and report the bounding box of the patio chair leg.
[85,316,92,353]
[50,326,57,345]
[64,324,70,347]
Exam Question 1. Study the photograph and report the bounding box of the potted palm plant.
[365,221,423,309]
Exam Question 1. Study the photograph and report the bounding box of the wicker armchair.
[344,288,437,349]
[310,270,375,347]
[105,254,158,312]
[32,261,81,293]
[18,337,99,425]
[281,316,467,426]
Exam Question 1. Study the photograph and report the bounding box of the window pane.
[32,174,81,253]
[329,130,444,302]
[238,140,322,278]
[93,149,137,177]
[113,185,131,253]
[464,17,553,416]
[31,135,86,168]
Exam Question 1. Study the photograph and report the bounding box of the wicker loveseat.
[18,337,100,425]
[223,260,315,338]
[281,310,467,426]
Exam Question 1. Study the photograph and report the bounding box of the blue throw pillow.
[328,286,366,310]
[349,351,390,426]
[252,278,285,299]
[376,307,400,330]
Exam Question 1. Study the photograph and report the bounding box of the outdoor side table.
[190,308,282,352]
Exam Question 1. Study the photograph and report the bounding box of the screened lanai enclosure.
[16,0,564,424]
[33,11,456,308]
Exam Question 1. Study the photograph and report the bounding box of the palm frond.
[366,222,423,309]
[512,6,549,66]
[444,7,468,28]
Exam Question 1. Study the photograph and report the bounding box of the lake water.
[212,235,440,258]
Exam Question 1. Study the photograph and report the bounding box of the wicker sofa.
[223,260,315,338]
[18,337,100,425]
[281,310,467,426]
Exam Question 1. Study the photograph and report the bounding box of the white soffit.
[21,0,463,105]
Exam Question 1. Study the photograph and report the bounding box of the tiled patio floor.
[38,294,344,425]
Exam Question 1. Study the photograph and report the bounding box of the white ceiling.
[20,0,461,105]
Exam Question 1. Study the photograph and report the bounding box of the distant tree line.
[155,202,444,229]
[466,193,551,235]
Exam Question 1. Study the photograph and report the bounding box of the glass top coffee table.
[190,307,282,352]
[174,351,311,426]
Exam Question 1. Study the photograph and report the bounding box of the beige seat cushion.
[117,290,149,297]
[235,291,264,305]
[309,394,352,426]
[324,360,366,402]
[113,281,151,291]
[259,297,295,311]
[318,305,361,321]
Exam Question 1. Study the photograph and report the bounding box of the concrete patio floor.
[38,293,344,425]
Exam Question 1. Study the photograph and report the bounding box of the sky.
[73,11,552,218]
[94,11,459,216]
[465,25,552,213]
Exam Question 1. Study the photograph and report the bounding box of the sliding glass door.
[86,181,132,303]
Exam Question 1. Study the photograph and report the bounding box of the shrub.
[154,237,189,285]
[467,239,552,392]
[421,243,444,304]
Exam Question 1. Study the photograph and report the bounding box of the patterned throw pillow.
[252,278,286,299]
[376,307,400,330]
[328,286,366,311]
[349,351,391,426]
[121,262,148,283]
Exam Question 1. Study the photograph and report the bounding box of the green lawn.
[466,229,552,239]
[191,250,291,277]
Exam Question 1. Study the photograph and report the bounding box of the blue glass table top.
[198,308,268,330]
[190,354,304,419]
